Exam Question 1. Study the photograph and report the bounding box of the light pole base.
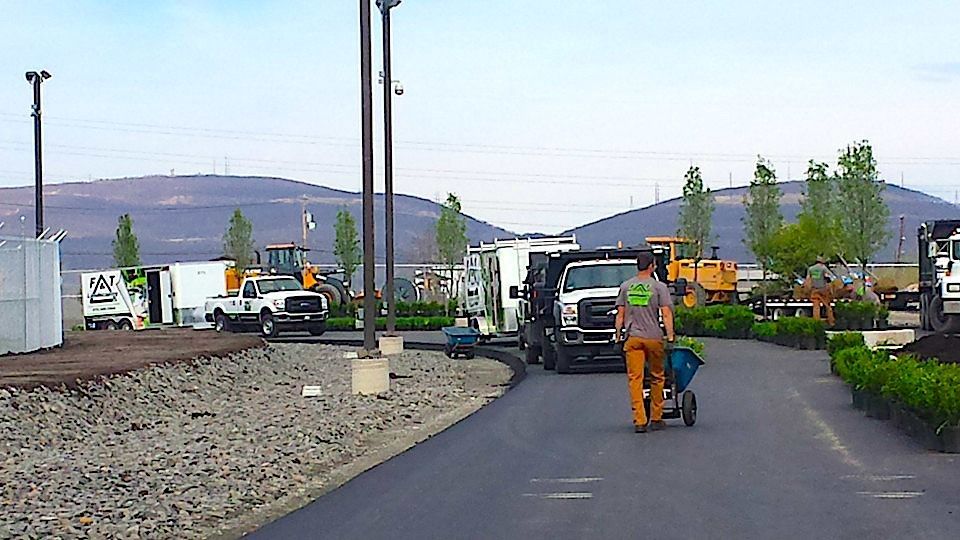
[352,357,390,395]
[378,335,404,355]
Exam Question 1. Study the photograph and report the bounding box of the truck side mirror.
[509,285,520,299]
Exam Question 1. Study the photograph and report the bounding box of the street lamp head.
[25,71,37,83]
[394,82,404,96]
[40,70,52,80]
[377,0,401,10]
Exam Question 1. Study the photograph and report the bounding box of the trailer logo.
[88,274,118,304]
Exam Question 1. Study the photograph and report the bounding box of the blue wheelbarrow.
[441,326,481,359]
[642,346,705,426]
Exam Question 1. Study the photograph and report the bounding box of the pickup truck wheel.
[542,335,556,370]
[214,312,230,333]
[308,323,327,336]
[556,345,573,374]
[260,312,279,338]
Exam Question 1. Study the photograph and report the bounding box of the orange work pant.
[811,289,834,326]
[624,337,665,426]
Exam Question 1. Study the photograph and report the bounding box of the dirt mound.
[898,334,960,364]
[0,328,262,389]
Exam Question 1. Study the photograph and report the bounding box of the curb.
[278,337,527,389]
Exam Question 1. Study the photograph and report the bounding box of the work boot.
[634,424,648,434]
[649,420,667,431]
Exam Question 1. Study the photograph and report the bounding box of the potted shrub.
[876,305,890,330]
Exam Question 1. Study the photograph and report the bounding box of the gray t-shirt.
[807,263,833,290]
[615,276,672,340]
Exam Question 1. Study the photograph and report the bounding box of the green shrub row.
[832,346,960,429]
[330,300,458,318]
[675,305,755,339]
[834,301,890,331]
[753,317,827,350]
[325,316,455,331]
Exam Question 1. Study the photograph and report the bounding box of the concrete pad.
[379,335,404,356]
[352,358,390,395]
[827,329,915,348]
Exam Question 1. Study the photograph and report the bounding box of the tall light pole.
[359,0,377,353]
[25,70,51,239]
[378,0,401,334]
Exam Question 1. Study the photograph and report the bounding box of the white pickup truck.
[204,276,329,338]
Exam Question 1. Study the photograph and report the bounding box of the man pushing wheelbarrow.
[614,252,675,433]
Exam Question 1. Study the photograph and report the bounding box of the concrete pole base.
[352,358,390,395]
[379,335,404,355]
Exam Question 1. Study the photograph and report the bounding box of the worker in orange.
[615,251,675,434]
[805,255,837,326]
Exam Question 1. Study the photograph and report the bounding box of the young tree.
[112,213,141,267]
[743,156,783,273]
[333,207,361,286]
[797,160,841,260]
[836,141,889,272]
[436,193,468,310]
[223,208,255,274]
[677,166,714,258]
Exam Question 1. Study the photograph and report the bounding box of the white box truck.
[81,261,228,330]
[463,236,579,339]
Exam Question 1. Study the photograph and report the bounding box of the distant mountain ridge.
[0,175,515,270]
[566,181,958,263]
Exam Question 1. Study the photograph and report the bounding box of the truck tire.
[314,284,342,308]
[556,345,573,374]
[920,294,930,331]
[543,343,557,371]
[928,295,960,334]
[308,323,327,336]
[118,319,133,331]
[104,320,118,330]
[260,311,279,338]
[214,311,230,333]
[525,344,541,365]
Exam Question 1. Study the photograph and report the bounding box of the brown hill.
[0,175,514,270]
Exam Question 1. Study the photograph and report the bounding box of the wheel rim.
[683,292,698,308]
[262,319,274,334]
[216,317,224,332]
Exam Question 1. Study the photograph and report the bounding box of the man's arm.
[615,306,625,342]
[661,306,675,342]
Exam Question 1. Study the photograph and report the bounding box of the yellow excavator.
[645,236,739,308]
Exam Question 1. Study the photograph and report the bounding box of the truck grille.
[579,297,617,329]
[285,296,322,313]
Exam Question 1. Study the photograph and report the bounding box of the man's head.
[636,251,655,275]
[816,255,826,264]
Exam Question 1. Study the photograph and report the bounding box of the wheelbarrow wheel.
[444,344,453,358]
[682,391,697,426]
[464,350,475,360]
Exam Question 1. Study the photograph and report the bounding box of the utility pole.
[359,0,377,354]
[379,0,401,335]
[25,70,51,238]
[301,196,308,248]
[896,215,905,263]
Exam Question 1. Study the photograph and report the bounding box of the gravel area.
[0,344,512,539]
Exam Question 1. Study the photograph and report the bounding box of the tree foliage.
[333,207,361,285]
[223,209,255,274]
[743,157,783,268]
[767,221,823,280]
[836,141,889,269]
[677,166,714,258]
[112,214,141,268]
[436,193,468,268]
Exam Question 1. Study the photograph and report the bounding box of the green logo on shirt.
[628,283,653,307]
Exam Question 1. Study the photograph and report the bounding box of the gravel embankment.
[0,344,512,539]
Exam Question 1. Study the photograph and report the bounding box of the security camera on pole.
[378,0,404,356]
[25,70,51,239]
[352,0,390,395]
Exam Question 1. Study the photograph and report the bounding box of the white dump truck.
[204,276,329,338]
[462,236,580,340]
[919,220,960,333]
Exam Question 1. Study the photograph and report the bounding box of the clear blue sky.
[1,1,958,233]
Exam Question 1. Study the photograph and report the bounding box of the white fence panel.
[0,236,63,355]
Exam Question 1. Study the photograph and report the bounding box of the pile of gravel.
[0,344,511,539]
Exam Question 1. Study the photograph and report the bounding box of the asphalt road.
[251,336,960,539]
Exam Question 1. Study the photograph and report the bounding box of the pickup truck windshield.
[257,278,304,293]
[563,263,636,292]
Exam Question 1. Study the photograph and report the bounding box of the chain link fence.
[0,235,63,355]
